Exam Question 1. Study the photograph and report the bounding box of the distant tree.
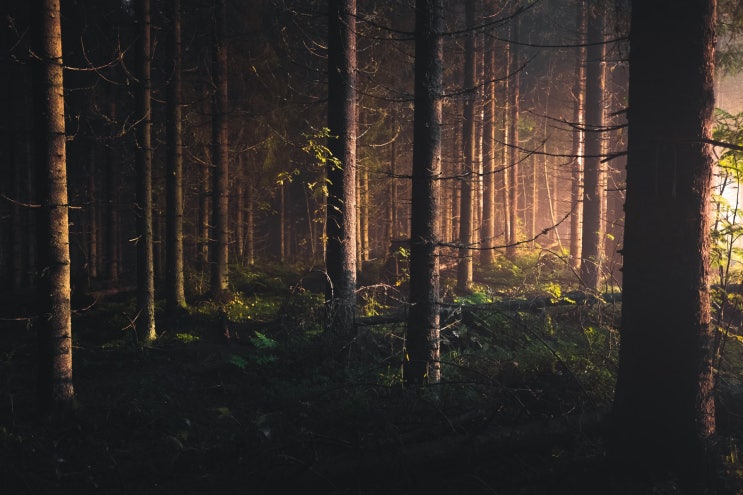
[33,0,75,414]
[326,0,358,333]
[210,0,230,299]
[611,0,717,487]
[580,0,606,291]
[405,0,443,386]
[135,0,156,343]
[165,0,187,313]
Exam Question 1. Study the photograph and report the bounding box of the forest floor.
[2,262,743,494]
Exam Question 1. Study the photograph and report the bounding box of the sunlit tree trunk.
[580,1,606,291]
[165,0,186,314]
[457,0,476,292]
[569,0,587,272]
[505,18,520,259]
[135,0,156,343]
[480,9,497,267]
[405,0,443,386]
[326,0,357,333]
[611,0,717,487]
[210,0,229,298]
[33,0,74,414]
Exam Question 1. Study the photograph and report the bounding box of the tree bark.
[481,9,497,267]
[165,0,187,313]
[210,0,229,299]
[404,0,443,386]
[135,0,156,343]
[326,0,358,333]
[611,0,717,486]
[505,18,520,260]
[580,1,606,292]
[457,0,476,293]
[33,0,75,414]
[569,0,587,272]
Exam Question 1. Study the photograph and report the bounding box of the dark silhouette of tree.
[326,0,358,333]
[33,0,74,414]
[611,0,717,487]
[405,0,443,386]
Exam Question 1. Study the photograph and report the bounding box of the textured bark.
[326,0,357,333]
[198,145,210,271]
[87,146,98,280]
[569,0,587,272]
[210,0,229,298]
[580,1,606,291]
[611,0,717,485]
[33,0,74,414]
[135,0,156,343]
[456,0,476,293]
[105,91,120,285]
[404,0,443,386]
[166,0,186,313]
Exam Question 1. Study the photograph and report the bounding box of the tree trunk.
[33,0,74,415]
[165,0,186,314]
[326,0,357,333]
[611,0,717,487]
[135,0,156,343]
[457,0,476,293]
[480,11,496,267]
[210,0,229,299]
[569,0,587,272]
[404,0,443,386]
[87,146,98,280]
[580,1,606,291]
[235,177,245,264]
[505,18,520,260]
[198,145,210,273]
[105,91,120,285]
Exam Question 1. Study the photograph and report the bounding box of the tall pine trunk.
[210,0,229,298]
[405,0,443,386]
[580,1,606,291]
[135,0,156,343]
[457,0,476,293]
[611,0,717,487]
[480,9,497,267]
[569,0,587,272]
[326,0,357,333]
[33,0,74,414]
[505,18,520,259]
[166,0,186,313]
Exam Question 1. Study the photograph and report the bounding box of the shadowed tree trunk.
[166,0,186,314]
[210,0,229,299]
[135,0,156,343]
[326,0,357,333]
[481,6,497,267]
[33,0,74,415]
[611,0,717,487]
[404,0,443,386]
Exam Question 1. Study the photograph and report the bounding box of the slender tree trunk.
[481,11,496,266]
[326,0,357,333]
[505,18,520,259]
[611,0,717,487]
[166,0,186,313]
[246,183,255,265]
[235,177,245,264]
[199,145,210,273]
[580,1,606,291]
[33,0,74,414]
[105,92,120,285]
[87,146,98,280]
[210,0,229,298]
[135,0,156,343]
[405,0,443,386]
[569,0,586,272]
[457,0,476,292]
